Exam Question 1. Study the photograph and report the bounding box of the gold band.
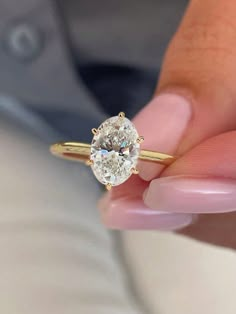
[50,142,176,166]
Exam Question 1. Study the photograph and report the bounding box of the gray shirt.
[0,0,187,121]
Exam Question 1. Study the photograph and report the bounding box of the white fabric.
[122,232,236,314]
[0,119,143,314]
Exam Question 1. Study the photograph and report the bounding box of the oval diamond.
[90,116,140,186]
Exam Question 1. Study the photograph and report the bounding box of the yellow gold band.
[50,142,176,166]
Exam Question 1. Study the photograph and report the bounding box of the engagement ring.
[50,112,176,190]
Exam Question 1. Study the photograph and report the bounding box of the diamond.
[90,116,140,186]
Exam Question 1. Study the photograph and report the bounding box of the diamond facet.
[90,116,140,186]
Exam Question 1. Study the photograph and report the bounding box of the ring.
[50,112,176,190]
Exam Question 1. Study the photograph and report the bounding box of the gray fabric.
[0,0,187,115]
[63,0,188,68]
[0,0,104,120]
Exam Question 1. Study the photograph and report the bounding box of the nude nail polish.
[144,176,236,213]
[99,196,194,230]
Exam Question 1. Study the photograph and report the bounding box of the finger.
[144,131,236,213]
[136,0,236,181]
[98,175,195,230]
[133,94,192,180]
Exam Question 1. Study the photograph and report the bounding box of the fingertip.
[99,194,195,230]
[133,93,192,181]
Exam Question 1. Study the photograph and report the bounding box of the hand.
[99,0,236,250]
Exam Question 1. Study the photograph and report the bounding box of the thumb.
[135,0,236,181]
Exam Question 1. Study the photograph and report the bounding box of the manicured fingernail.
[98,196,194,230]
[134,94,192,181]
[144,176,236,213]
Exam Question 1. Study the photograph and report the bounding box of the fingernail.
[98,196,194,230]
[134,94,192,181]
[144,175,236,213]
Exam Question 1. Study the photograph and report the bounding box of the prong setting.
[137,136,144,144]
[118,112,125,118]
[86,159,93,166]
[92,128,98,135]
[106,183,112,191]
[131,167,139,174]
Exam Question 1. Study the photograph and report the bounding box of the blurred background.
[0,0,236,313]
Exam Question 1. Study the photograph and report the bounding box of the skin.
[99,0,236,250]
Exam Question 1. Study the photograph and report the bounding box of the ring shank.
[50,142,176,166]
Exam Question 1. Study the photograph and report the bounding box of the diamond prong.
[86,159,93,166]
[131,167,139,174]
[92,128,98,135]
[106,183,112,191]
[137,136,144,144]
[118,112,125,118]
